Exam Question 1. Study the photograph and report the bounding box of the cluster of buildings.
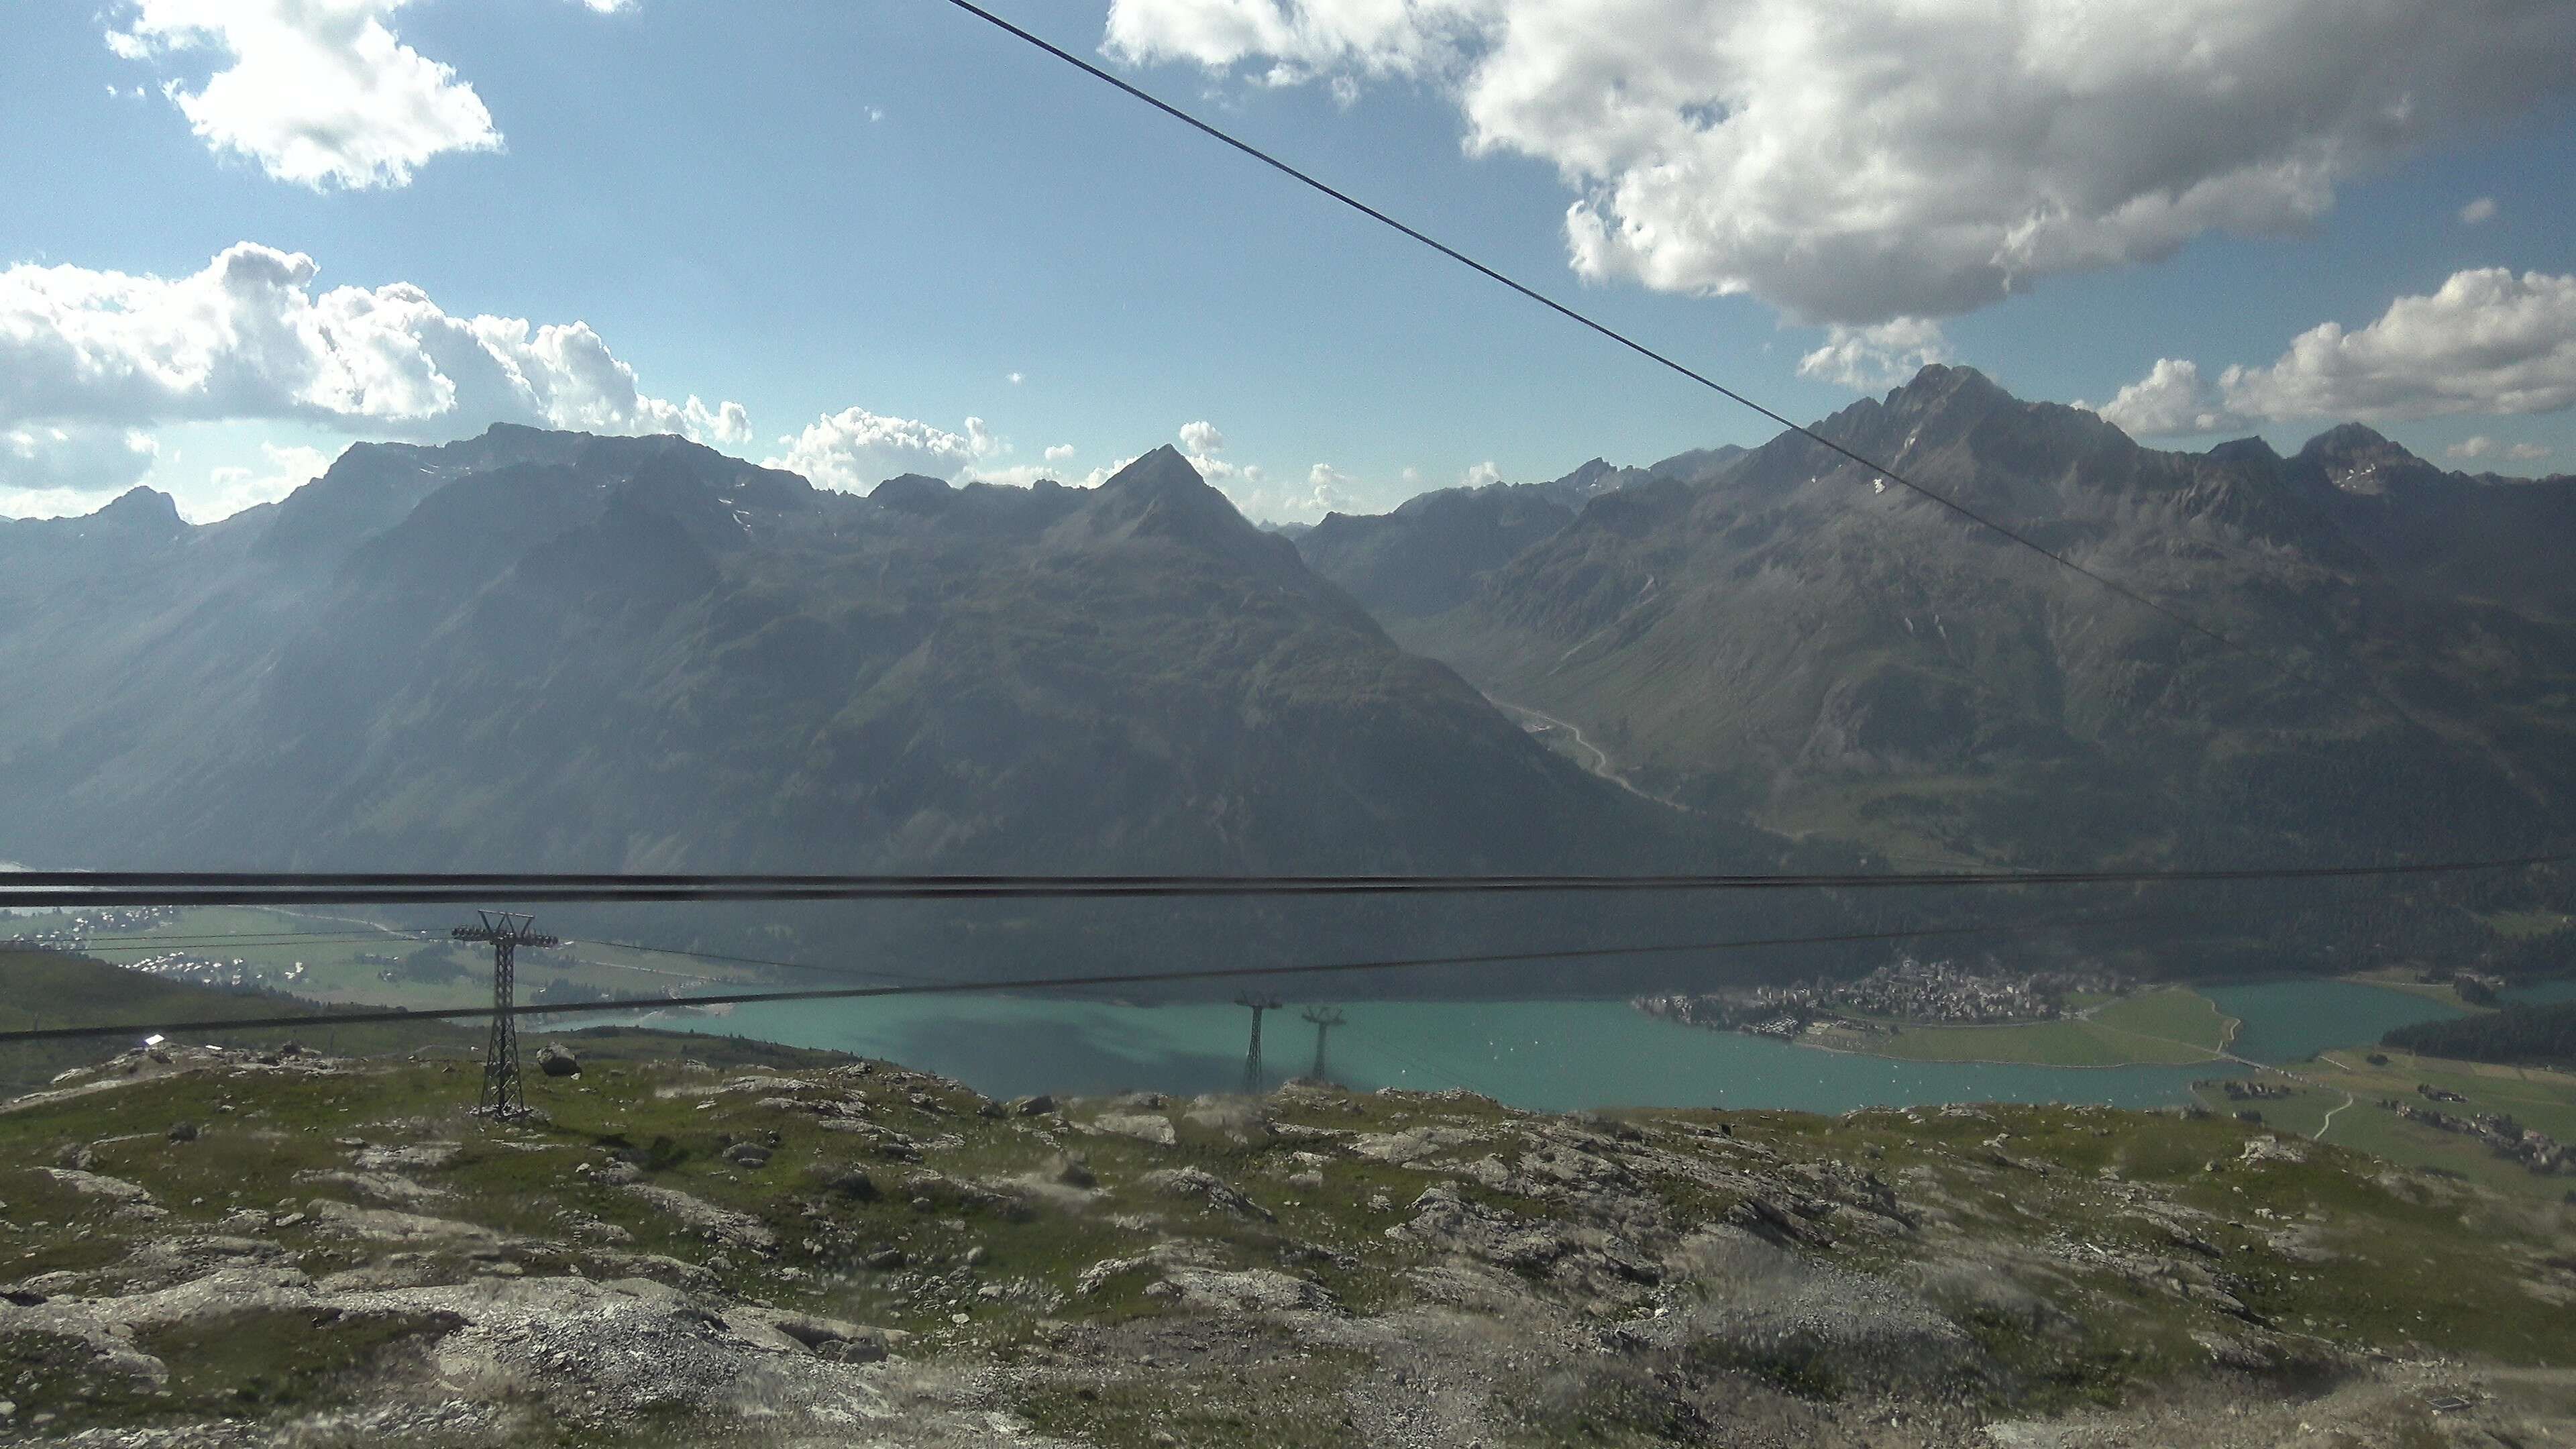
[4,905,178,949]
[2201,1078,2292,1102]
[1633,955,2127,1036]
[120,950,303,989]
[2383,1097,2567,1174]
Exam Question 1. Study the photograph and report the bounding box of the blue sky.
[4,0,2573,523]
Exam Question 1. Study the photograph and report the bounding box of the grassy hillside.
[0,948,466,1096]
[6,1041,2575,1444]
[0,947,856,1097]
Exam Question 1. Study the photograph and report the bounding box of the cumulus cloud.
[1302,462,1358,512]
[109,0,502,189]
[1,424,162,499]
[0,242,748,447]
[766,409,1000,492]
[2087,359,2234,437]
[2090,269,2576,435]
[1797,319,1950,389]
[2449,435,2553,465]
[1081,454,1141,487]
[198,441,334,520]
[2460,196,2500,225]
[1461,460,1501,486]
[1172,419,1264,494]
[1106,0,2576,325]
[1044,443,1077,463]
[2223,268,2576,423]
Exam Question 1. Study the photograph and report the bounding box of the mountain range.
[0,431,1709,880]
[5,368,2569,979]
[1297,366,2576,877]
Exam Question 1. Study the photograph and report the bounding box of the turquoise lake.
[629,977,2477,1114]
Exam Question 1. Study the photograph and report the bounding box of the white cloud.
[1044,443,1077,463]
[2086,358,2236,437]
[2460,196,2500,225]
[2452,435,2556,466]
[961,462,1067,487]
[2221,268,2576,423]
[1462,460,1501,486]
[1,425,161,498]
[1008,371,1025,384]
[765,410,1008,492]
[0,242,748,447]
[196,441,333,521]
[1796,319,1950,390]
[1081,454,1140,487]
[1107,0,2576,325]
[2092,269,2576,435]
[109,0,502,190]
[1302,462,1358,513]
[1169,418,1265,494]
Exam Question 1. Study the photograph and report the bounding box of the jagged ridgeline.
[1301,366,2576,875]
[0,428,1811,992]
[9,368,2573,985]
[0,431,1701,873]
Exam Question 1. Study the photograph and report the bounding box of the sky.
[3,0,2573,525]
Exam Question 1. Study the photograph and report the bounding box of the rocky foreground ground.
[3,1036,2573,1447]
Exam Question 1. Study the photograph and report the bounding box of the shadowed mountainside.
[0,431,1737,880]
[1298,367,2576,875]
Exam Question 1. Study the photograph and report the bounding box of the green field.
[2480,909,2576,941]
[2337,965,2496,1012]
[1845,987,2236,1067]
[2190,1044,2576,1203]
[3,904,772,1013]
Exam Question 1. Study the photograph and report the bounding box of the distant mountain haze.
[1297,366,2576,870]
[0,431,1727,879]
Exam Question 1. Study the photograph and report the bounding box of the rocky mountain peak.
[1884,363,2012,418]
[2296,423,2430,494]
[1098,445,1204,499]
[2203,436,2284,468]
[93,485,184,531]
[867,472,956,513]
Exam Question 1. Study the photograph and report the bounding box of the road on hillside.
[1487,698,1690,812]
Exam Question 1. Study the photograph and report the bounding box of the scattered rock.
[1142,1167,1275,1222]
[622,1183,780,1254]
[2241,1134,2306,1167]
[802,1163,879,1199]
[1159,1267,1336,1314]
[42,1168,154,1205]
[1089,1112,1178,1147]
[537,1044,582,1078]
